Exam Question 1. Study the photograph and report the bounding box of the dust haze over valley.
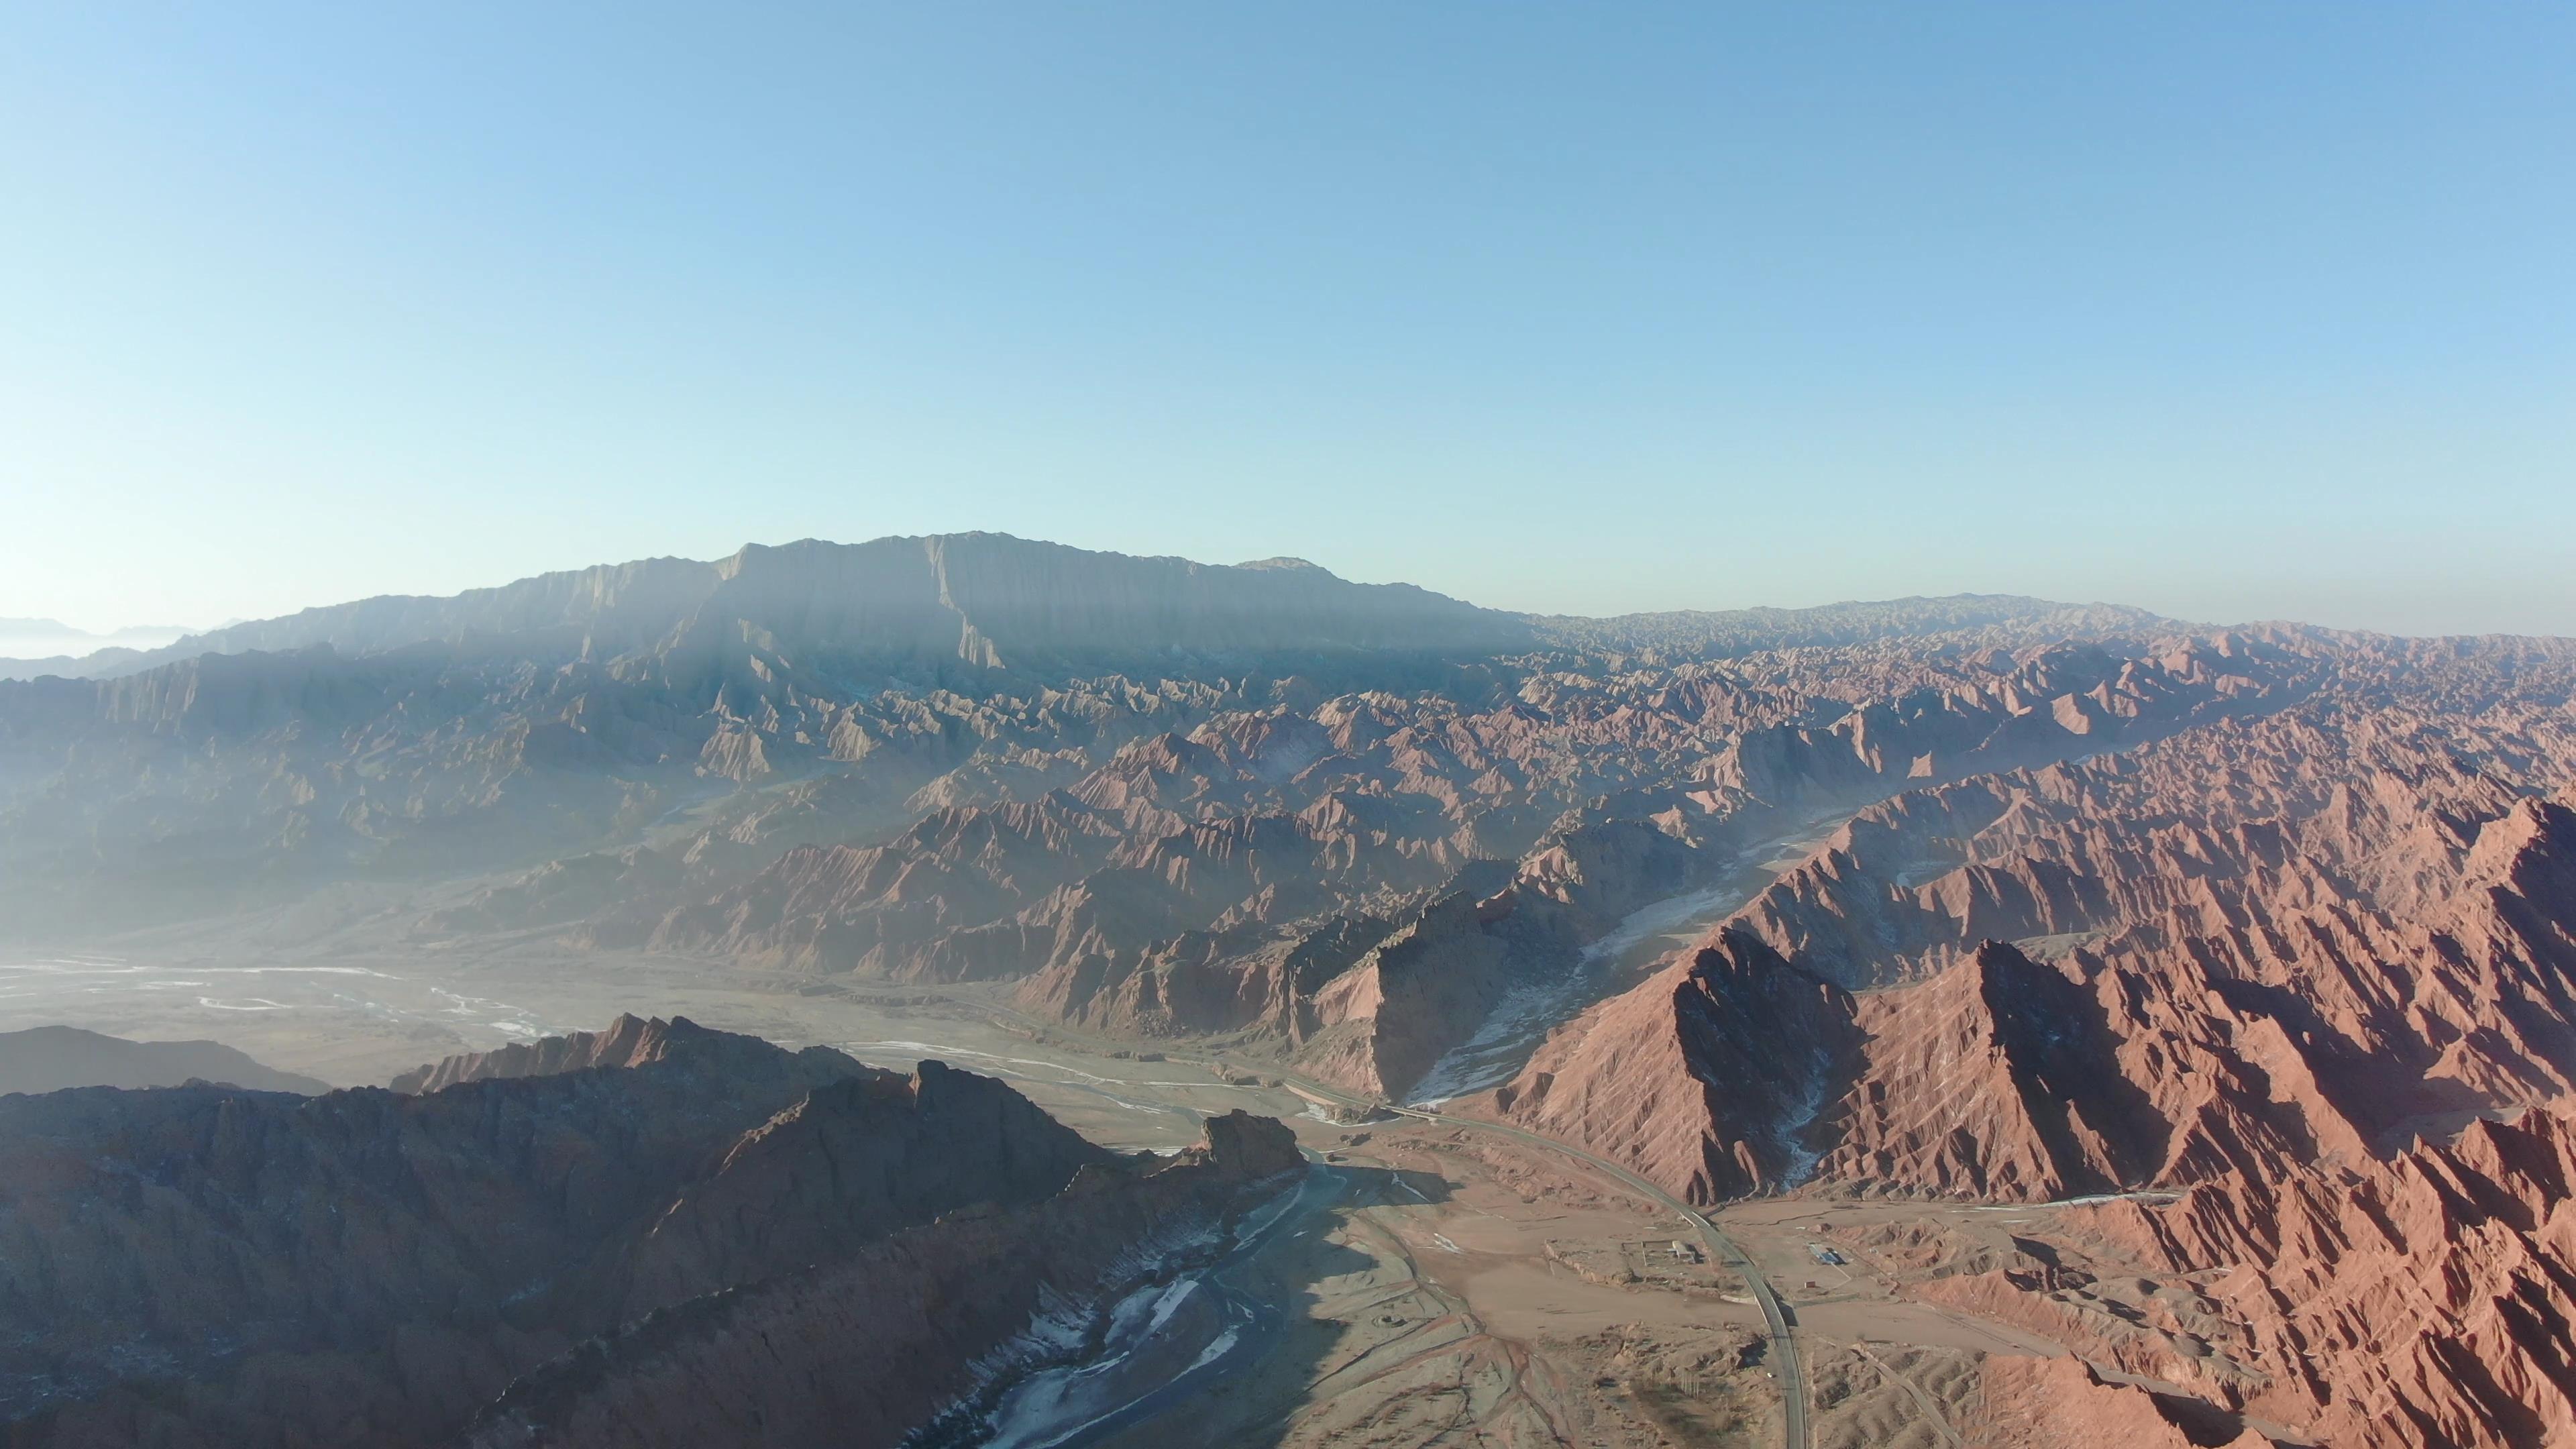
[9,3,2575,1444]
[5,531,2576,1449]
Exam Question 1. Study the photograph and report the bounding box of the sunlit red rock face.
[623,629,2322,1108]
[1936,1103,2576,1448]
[2069,1103,2576,1448]
[1490,680,2576,1198]
[1479,637,2576,1445]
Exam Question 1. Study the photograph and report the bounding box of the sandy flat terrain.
[0,925,1262,1150]
[1095,1118,1786,1449]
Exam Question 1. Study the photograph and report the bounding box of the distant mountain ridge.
[0,531,2164,684]
[0,533,2243,935]
[1527,594,2180,656]
[0,1025,329,1095]
[0,617,199,674]
[0,534,1533,684]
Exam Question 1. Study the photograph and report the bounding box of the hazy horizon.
[8,13,2576,1448]
[7,7,2571,637]
[12,529,2576,653]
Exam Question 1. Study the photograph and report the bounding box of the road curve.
[1263,1067,1812,1449]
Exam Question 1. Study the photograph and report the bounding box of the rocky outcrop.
[1472,669,2576,1447]
[0,535,1534,934]
[1490,926,1856,1200]
[12,544,2576,1448]
[0,1026,329,1095]
[387,1012,855,1093]
[1487,688,2576,1204]
[1528,596,2180,658]
[642,794,1133,977]
[1970,1355,2265,1449]
[1296,863,1532,1098]
[413,849,682,939]
[1487,930,2180,1202]
[1948,1102,2576,1448]
[0,1019,1112,1448]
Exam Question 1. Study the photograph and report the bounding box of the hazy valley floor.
[1,926,2165,1449]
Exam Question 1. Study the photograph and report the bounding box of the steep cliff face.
[1471,663,2576,1447]
[106,555,726,672]
[1295,862,1532,1098]
[1490,926,1856,1200]
[1487,931,2188,1203]
[1943,1102,2576,1449]
[1487,685,2576,1207]
[605,1061,1118,1318]
[13,546,2576,1446]
[1817,941,2166,1199]
[0,558,2237,957]
[684,535,1536,676]
[0,1020,1114,1449]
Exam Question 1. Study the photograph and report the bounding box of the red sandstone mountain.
[1943,1099,2576,1448]
[0,1025,328,1095]
[624,629,2330,1107]
[1473,643,2576,1444]
[14,539,2576,1445]
[387,1010,851,1092]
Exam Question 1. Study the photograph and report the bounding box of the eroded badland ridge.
[4,533,2573,1446]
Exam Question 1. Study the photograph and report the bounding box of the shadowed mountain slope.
[0,1016,1134,1448]
[0,1026,329,1096]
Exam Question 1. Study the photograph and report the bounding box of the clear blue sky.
[3,5,2570,637]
